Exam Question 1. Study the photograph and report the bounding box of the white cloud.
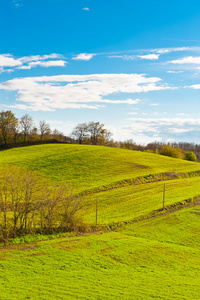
[11,103,99,111]
[0,53,66,72]
[0,54,22,67]
[155,47,189,54]
[72,53,95,61]
[82,7,90,11]
[190,84,200,89]
[141,112,165,116]
[138,54,160,60]
[107,47,191,61]
[170,128,189,133]
[150,103,158,106]
[156,49,170,54]
[124,118,200,143]
[108,54,160,61]
[108,55,136,60]
[28,60,67,68]
[170,56,200,64]
[0,68,14,74]
[19,53,63,63]
[17,65,32,70]
[0,73,173,111]
[167,70,184,73]
[103,98,141,104]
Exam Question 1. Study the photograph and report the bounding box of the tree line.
[0,110,112,148]
[0,110,73,146]
[0,109,199,160]
[0,166,85,244]
[119,139,198,161]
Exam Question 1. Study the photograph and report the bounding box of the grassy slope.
[2,143,200,225]
[83,176,200,224]
[0,206,200,299]
[1,144,200,299]
[1,144,200,193]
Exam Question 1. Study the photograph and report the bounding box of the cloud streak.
[0,73,173,111]
[124,118,200,143]
[26,60,67,68]
[109,53,160,60]
[107,47,193,61]
[170,56,200,64]
[0,53,67,72]
[72,53,95,61]
[137,54,160,60]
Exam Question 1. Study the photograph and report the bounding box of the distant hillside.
[1,144,200,193]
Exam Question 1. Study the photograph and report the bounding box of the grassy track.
[0,206,200,299]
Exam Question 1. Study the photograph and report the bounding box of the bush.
[160,145,184,159]
[185,151,197,162]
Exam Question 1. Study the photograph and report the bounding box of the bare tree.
[0,168,85,239]
[71,123,88,144]
[42,185,61,233]
[30,127,39,140]
[60,184,84,230]
[87,121,111,145]
[122,139,136,150]
[20,114,34,142]
[9,168,24,235]
[52,129,65,142]
[0,167,10,242]
[39,120,51,140]
[10,119,20,144]
[38,198,46,231]
[19,170,39,232]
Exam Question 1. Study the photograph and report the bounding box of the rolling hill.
[1,143,200,193]
[1,144,200,299]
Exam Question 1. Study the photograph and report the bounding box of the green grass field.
[83,176,200,224]
[1,206,200,299]
[1,144,200,299]
[1,144,200,192]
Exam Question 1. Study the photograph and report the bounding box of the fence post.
[96,197,98,226]
[163,184,165,210]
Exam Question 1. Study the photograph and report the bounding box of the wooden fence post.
[96,197,98,226]
[163,184,165,210]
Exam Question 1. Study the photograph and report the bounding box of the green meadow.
[1,207,200,299]
[1,144,200,299]
[1,144,200,192]
[83,176,200,224]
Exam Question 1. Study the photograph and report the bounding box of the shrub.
[185,151,197,162]
[160,145,184,159]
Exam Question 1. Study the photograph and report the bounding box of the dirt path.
[129,198,200,225]
[79,170,200,197]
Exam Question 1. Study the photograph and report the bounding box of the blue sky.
[1,0,200,143]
